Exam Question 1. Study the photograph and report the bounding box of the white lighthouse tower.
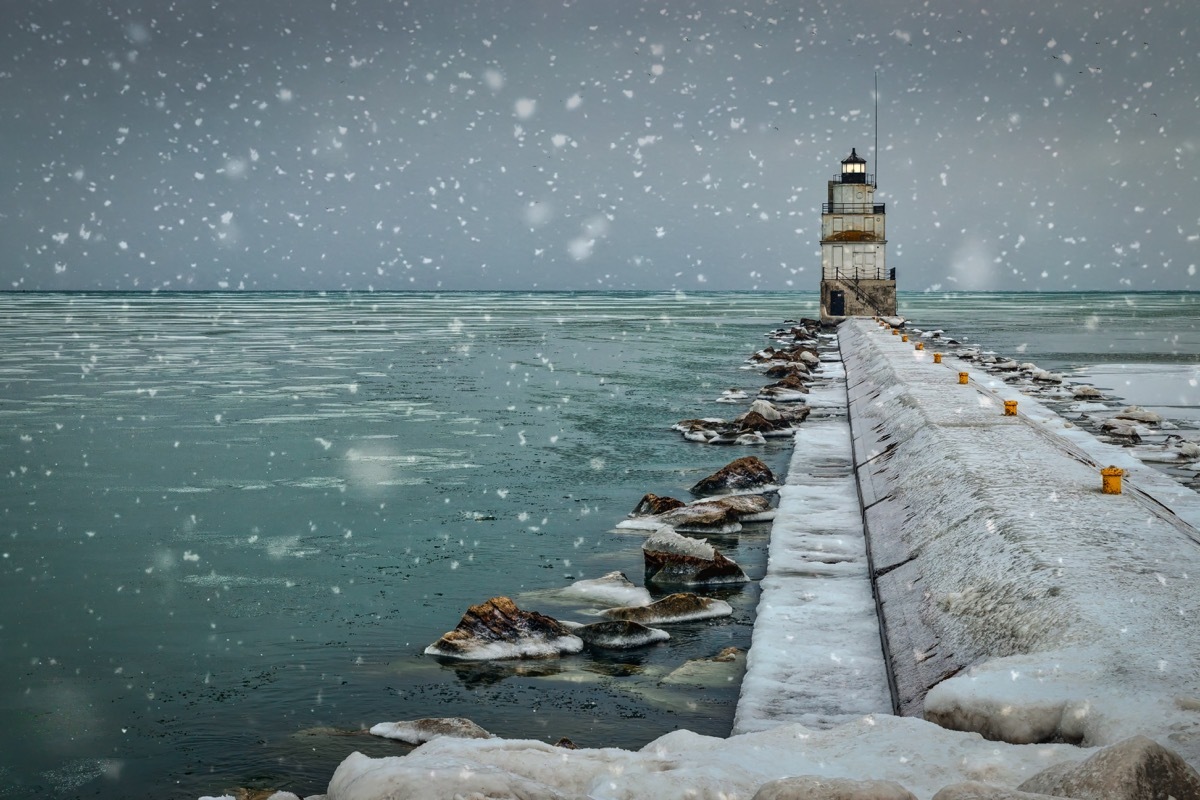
[819,148,896,320]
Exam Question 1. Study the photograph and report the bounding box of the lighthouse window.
[833,217,844,233]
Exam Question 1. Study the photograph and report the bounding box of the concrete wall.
[820,278,896,320]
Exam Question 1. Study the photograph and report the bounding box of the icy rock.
[1016,735,1200,800]
[690,456,777,496]
[600,592,733,624]
[660,502,743,533]
[1030,369,1063,384]
[764,363,811,379]
[325,751,568,800]
[1114,405,1163,425]
[642,526,748,586]
[631,493,686,516]
[747,399,784,420]
[717,388,749,403]
[1099,418,1146,441]
[369,717,491,744]
[661,646,746,687]
[558,571,652,608]
[764,373,810,393]
[752,776,917,800]
[931,783,1061,800]
[569,619,669,649]
[424,597,583,660]
[1072,385,1103,399]
[733,431,768,446]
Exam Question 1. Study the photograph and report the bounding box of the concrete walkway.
[738,317,1200,761]
[733,337,891,734]
[842,318,1200,758]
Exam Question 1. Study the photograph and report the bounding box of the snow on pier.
[841,317,1200,761]
[733,346,891,733]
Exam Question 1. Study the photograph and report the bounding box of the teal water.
[1,291,1197,798]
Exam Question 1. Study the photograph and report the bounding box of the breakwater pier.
[737,316,1200,767]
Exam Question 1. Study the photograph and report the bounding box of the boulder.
[745,399,784,421]
[1016,735,1200,800]
[570,619,669,649]
[660,502,743,533]
[931,782,1062,800]
[766,373,810,392]
[1072,385,1103,399]
[631,493,686,516]
[424,596,583,660]
[557,571,652,608]
[690,456,777,496]
[1114,405,1163,425]
[642,526,748,586]
[326,750,569,800]
[601,592,733,624]
[369,717,492,744]
[752,775,917,800]
[765,363,810,379]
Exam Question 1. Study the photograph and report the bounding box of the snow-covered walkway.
[733,344,892,733]
[843,317,1200,761]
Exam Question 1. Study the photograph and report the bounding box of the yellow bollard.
[933,353,943,364]
[915,342,924,351]
[1101,466,1124,494]
[901,335,909,342]
[891,329,898,336]
[958,371,969,384]
[1003,399,1018,416]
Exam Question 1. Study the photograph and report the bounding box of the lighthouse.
[819,148,896,321]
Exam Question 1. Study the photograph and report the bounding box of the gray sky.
[2,0,1196,292]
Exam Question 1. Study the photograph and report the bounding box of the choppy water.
[1,290,1197,798]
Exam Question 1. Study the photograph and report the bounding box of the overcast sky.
[2,0,1196,292]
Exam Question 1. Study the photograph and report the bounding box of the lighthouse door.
[829,290,846,316]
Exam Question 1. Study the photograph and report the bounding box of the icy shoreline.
[204,318,1200,800]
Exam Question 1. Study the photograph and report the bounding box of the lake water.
[1,290,1197,798]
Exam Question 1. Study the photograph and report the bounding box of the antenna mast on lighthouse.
[874,70,879,190]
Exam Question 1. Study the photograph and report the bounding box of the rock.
[1099,418,1145,441]
[1016,734,1200,799]
[631,493,686,516]
[642,526,748,586]
[601,592,733,624]
[737,410,785,433]
[717,388,749,403]
[556,571,652,609]
[752,775,918,799]
[766,373,810,392]
[424,597,583,660]
[745,399,784,420]
[690,456,778,496]
[931,782,1063,799]
[369,717,492,744]
[765,363,811,379]
[570,619,670,649]
[660,502,743,533]
[1072,385,1103,399]
[701,493,773,519]
[553,737,578,749]
[1030,369,1063,384]
[1115,405,1163,425]
[326,750,569,800]
[661,646,746,687]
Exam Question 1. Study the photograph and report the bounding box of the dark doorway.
[829,290,845,316]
